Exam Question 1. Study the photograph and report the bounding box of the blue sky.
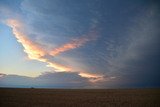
[0,0,160,88]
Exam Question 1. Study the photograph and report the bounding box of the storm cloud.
[0,72,91,88]
[0,0,160,88]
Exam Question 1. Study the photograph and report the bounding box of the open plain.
[0,88,159,107]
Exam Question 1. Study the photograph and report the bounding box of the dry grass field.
[0,88,159,107]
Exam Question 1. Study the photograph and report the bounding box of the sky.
[0,0,160,88]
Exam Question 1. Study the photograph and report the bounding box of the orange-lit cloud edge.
[6,19,104,82]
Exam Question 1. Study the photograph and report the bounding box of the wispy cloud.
[49,29,98,56]
[6,19,47,62]
[46,61,71,71]
[98,6,160,87]
[6,19,102,81]
[6,19,72,72]
[79,72,104,82]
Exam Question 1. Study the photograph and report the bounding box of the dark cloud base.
[0,72,91,88]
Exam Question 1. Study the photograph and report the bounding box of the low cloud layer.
[0,72,91,88]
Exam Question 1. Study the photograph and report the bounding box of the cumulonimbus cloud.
[6,19,103,81]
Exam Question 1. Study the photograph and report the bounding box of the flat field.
[0,88,159,107]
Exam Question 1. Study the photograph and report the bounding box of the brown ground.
[0,88,159,107]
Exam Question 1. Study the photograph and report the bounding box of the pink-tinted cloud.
[78,72,104,82]
[6,19,103,81]
[6,19,47,62]
[6,19,71,72]
[49,28,98,56]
